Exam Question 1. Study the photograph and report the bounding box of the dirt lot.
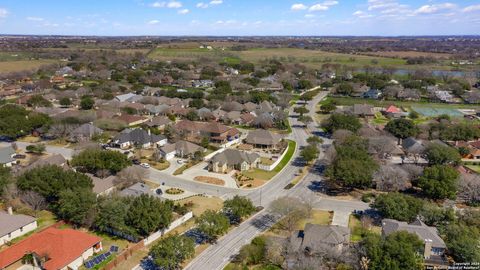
[194,176,225,186]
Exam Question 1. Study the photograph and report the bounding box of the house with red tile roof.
[0,227,102,270]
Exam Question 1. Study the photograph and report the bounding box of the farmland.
[0,59,58,73]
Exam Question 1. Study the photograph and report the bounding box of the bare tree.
[373,165,411,192]
[459,173,480,204]
[332,129,353,144]
[322,144,337,165]
[368,136,397,159]
[116,166,148,189]
[20,191,47,211]
[402,164,424,180]
[270,197,312,234]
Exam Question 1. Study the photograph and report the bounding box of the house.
[434,91,454,103]
[209,149,260,173]
[382,218,447,263]
[245,130,283,149]
[144,116,172,129]
[89,174,117,197]
[0,146,16,167]
[289,224,350,255]
[397,88,421,101]
[0,227,102,270]
[402,137,425,155]
[383,105,407,118]
[462,91,480,104]
[352,104,375,118]
[115,114,149,127]
[0,208,37,245]
[69,123,103,143]
[174,121,240,144]
[113,128,167,149]
[23,154,68,172]
[160,140,205,160]
[115,93,137,102]
[363,88,382,99]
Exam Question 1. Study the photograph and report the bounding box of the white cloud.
[463,4,480,12]
[196,2,208,8]
[414,3,456,15]
[291,3,308,11]
[151,1,182,8]
[353,10,374,18]
[309,4,328,11]
[210,0,223,5]
[323,1,339,6]
[305,14,315,18]
[178,8,189,14]
[0,8,8,18]
[167,1,182,8]
[27,17,44,21]
[147,19,160,24]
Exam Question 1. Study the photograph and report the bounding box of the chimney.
[7,207,13,215]
[148,129,151,136]
[424,239,432,259]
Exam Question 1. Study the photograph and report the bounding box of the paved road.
[184,90,372,270]
[0,141,74,159]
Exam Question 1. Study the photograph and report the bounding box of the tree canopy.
[150,234,195,269]
[372,193,424,222]
[223,196,256,224]
[0,104,51,138]
[126,194,174,237]
[57,188,97,226]
[424,143,461,166]
[196,210,230,243]
[418,165,459,200]
[385,119,418,139]
[71,148,131,176]
[322,113,361,134]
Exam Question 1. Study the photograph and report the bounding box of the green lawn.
[242,140,296,181]
[466,165,480,174]
[297,210,333,229]
[349,214,382,242]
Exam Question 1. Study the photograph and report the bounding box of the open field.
[361,51,453,59]
[0,59,57,73]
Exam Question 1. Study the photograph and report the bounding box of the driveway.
[181,161,238,188]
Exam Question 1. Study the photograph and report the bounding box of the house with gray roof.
[145,116,172,129]
[69,123,103,143]
[0,209,37,245]
[113,128,167,149]
[115,93,138,102]
[23,154,67,172]
[245,130,283,149]
[88,174,118,197]
[352,104,375,118]
[120,182,156,198]
[289,224,350,255]
[160,140,205,160]
[382,218,447,262]
[0,146,16,167]
[209,149,260,173]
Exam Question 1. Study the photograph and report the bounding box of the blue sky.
[0,0,479,36]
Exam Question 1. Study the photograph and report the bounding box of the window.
[20,226,23,232]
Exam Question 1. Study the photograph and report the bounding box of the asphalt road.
[183,91,371,270]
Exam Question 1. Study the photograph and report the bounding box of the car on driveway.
[140,163,150,169]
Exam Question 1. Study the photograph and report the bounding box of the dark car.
[131,159,141,165]
[13,154,26,159]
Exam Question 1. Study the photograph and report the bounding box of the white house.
[0,208,37,245]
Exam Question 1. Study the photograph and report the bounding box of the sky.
[0,0,479,36]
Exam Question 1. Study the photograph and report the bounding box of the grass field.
[0,59,57,73]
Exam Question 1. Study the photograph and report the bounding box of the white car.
[140,163,151,169]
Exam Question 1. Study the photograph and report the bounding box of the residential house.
[0,227,102,270]
[160,140,205,160]
[23,154,68,172]
[113,128,167,149]
[115,114,149,127]
[245,130,283,149]
[174,120,240,144]
[144,116,172,129]
[352,104,375,118]
[0,146,16,167]
[69,123,103,143]
[115,93,137,102]
[120,182,156,197]
[434,91,454,103]
[209,149,260,173]
[397,88,421,101]
[383,105,407,118]
[0,209,37,245]
[363,88,382,99]
[289,224,350,255]
[382,218,447,265]
[402,137,425,155]
[89,174,118,197]
[462,91,480,104]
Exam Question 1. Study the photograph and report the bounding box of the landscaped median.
[241,140,297,182]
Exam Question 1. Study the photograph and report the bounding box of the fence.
[103,241,145,270]
[257,144,290,171]
[204,138,241,160]
[143,211,193,245]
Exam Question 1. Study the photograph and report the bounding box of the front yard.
[348,214,382,242]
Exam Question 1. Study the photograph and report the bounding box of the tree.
[322,113,361,133]
[80,96,94,110]
[17,165,93,203]
[372,193,424,222]
[373,165,411,192]
[237,236,267,265]
[57,188,96,226]
[300,145,319,164]
[270,197,311,233]
[150,234,195,269]
[336,83,354,95]
[443,224,480,263]
[223,196,256,224]
[0,166,11,197]
[200,137,210,149]
[95,196,132,234]
[59,97,72,107]
[25,144,46,154]
[409,111,420,119]
[298,79,313,90]
[320,103,336,114]
[0,104,51,139]
[424,143,461,165]
[458,173,480,205]
[418,165,459,200]
[126,194,173,237]
[27,95,52,108]
[116,166,148,189]
[196,210,230,243]
[20,191,47,211]
[385,119,418,141]
[71,149,131,176]
[361,231,424,270]
[293,106,309,116]
[327,135,378,189]
[306,136,323,146]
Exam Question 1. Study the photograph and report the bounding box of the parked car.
[131,159,141,165]
[13,154,26,159]
[140,163,150,169]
